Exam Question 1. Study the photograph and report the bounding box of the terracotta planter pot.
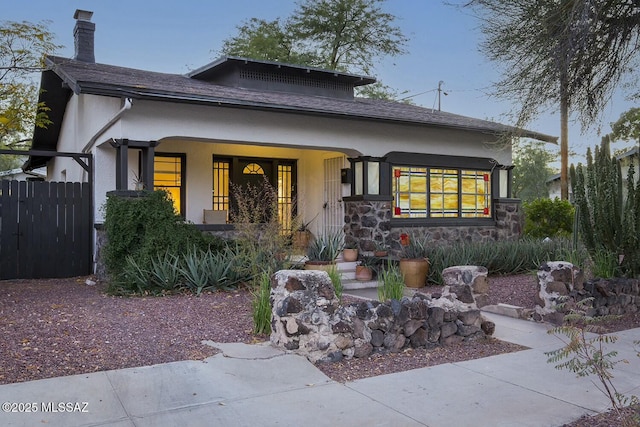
[355,265,374,281]
[342,248,358,262]
[304,261,336,272]
[399,258,430,288]
[293,230,312,251]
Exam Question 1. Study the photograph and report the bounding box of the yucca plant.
[179,248,231,295]
[117,255,152,294]
[402,232,429,259]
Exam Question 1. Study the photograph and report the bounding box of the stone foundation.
[270,270,494,363]
[343,198,523,256]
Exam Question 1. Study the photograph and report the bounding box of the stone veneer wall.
[343,198,523,256]
[270,269,494,363]
[94,226,107,280]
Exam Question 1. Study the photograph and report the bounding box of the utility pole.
[437,81,447,111]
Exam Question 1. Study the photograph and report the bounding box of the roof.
[187,55,376,87]
[30,56,557,157]
[0,167,46,178]
[546,146,639,183]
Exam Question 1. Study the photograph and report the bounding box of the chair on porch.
[203,209,228,224]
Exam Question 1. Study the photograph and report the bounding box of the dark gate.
[0,180,92,279]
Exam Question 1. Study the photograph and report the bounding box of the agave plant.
[402,232,429,259]
[306,232,343,262]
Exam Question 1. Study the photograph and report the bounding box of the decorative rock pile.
[270,269,495,363]
[441,265,491,308]
[534,261,640,323]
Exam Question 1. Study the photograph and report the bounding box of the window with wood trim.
[154,154,185,216]
[212,159,230,215]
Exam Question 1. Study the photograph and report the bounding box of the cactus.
[571,136,640,277]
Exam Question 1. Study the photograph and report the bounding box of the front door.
[213,156,296,229]
[237,159,273,189]
[235,159,275,223]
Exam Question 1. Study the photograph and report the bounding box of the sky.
[4,0,639,165]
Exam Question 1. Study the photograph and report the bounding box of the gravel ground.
[1,273,639,426]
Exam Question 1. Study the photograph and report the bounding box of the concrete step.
[342,278,379,290]
[334,260,359,281]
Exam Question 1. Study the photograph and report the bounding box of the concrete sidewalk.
[1,313,639,427]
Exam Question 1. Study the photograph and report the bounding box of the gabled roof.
[31,56,557,156]
[187,55,376,87]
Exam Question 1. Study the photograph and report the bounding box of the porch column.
[343,196,393,253]
[494,198,523,241]
[112,139,158,190]
[139,144,156,190]
[111,139,128,190]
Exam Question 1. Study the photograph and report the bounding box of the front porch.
[101,138,353,238]
[99,136,524,262]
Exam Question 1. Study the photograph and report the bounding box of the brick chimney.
[73,9,95,63]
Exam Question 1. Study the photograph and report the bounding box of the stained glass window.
[392,166,491,218]
[243,163,264,175]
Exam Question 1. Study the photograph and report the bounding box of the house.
[546,173,572,201]
[0,167,45,181]
[547,146,639,201]
[618,146,640,199]
[25,10,556,271]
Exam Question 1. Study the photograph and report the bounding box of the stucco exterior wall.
[49,94,513,231]
[112,100,512,164]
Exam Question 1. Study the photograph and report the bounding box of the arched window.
[242,163,264,175]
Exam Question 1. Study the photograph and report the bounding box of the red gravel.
[0,277,259,385]
[1,273,639,426]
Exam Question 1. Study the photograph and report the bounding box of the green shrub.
[523,198,574,238]
[590,248,620,279]
[546,297,638,423]
[103,190,216,279]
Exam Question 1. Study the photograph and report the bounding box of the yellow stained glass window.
[392,167,427,218]
[392,166,491,219]
[461,170,491,218]
[243,163,264,175]
[430,169,458,216]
